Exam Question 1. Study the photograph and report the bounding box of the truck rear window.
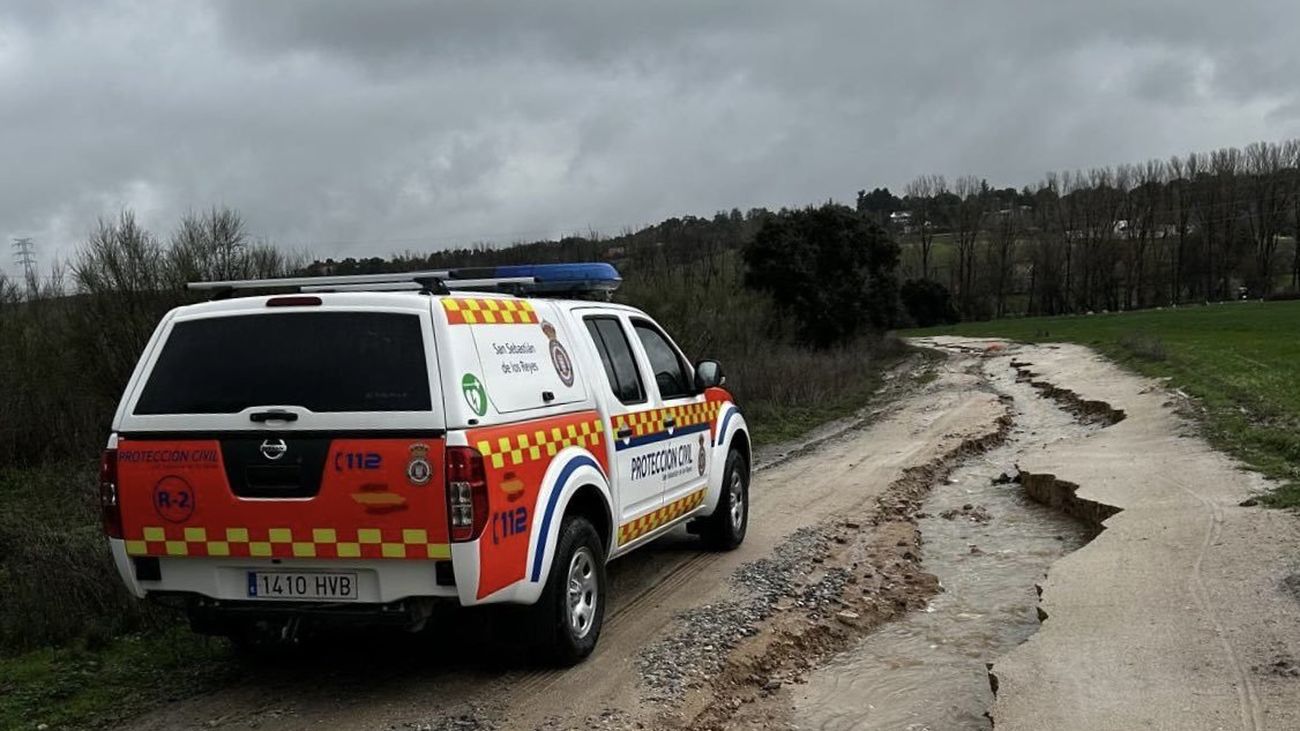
[134,312,432,414]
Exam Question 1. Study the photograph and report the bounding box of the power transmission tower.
[12,237,36,293]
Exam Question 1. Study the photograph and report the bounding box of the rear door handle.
[250,410,299,423]
[662,415,676,428]
[616,426,634,439]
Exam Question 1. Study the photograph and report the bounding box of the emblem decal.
[260,438,288,461]
[541,321,575,387]
[500,471,525,501]
[461,373,488,417]
[407,443,432,486]
[697,435,707,477]
[153,475,196,523]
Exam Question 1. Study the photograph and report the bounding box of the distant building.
[889,210,915,234]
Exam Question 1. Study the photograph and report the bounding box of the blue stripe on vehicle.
[530,454,604,583]
[716,405,738,446]
[611,421,711,451]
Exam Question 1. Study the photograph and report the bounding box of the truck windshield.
[134,312,431,414]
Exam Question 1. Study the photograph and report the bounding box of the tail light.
[445,446,488,542]
[99,449,123,538]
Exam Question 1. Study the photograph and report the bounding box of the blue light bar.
[446,263,622,294]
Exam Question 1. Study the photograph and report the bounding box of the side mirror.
[694,360,725,391]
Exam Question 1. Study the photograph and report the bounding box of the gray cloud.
[2,0,1299,274]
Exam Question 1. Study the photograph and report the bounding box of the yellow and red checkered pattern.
[124,526,450,560]
[612,401,722,439]
[441,297,537,326]
[476,417,604,470]
[618,489,706,545]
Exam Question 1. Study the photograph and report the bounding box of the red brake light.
[445,446,488,542]
[99,449,123,538]
[266,296,322,307]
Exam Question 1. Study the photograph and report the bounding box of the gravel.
[636,525,846,700]
[390,706,499,731]
[535,708,639,730]
[1283,573,1300,604]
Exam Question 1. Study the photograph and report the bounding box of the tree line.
[864,139,1300,321]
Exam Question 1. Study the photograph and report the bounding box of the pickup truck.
[99,263,750,664]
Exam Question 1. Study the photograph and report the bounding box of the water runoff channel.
[789,355,1100,730]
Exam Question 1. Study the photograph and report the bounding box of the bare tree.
[1287,140,1300,292]
[905,174,947,280]
[1121,159,1165,309]
[951,175,984,311]
[1166,153,1198,302]
[1243,141,1290,296]
[987,200,1021,317]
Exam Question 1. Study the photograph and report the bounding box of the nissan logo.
[260,438,288,461]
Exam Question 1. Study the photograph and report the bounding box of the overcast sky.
[3,0,1299,273]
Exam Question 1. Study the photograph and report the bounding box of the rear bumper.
[175,593,444,635]
[109,538,458,604]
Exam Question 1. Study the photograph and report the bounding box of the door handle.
[616,426,634,439]
[662,415,676,428]
[250,410,298,423]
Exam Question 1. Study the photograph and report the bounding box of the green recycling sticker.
[461,373,488,417]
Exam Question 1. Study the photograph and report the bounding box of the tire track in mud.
[1158,470,1264,731]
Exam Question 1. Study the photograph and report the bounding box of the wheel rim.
[566,546,598,640]
[729,469,745,532]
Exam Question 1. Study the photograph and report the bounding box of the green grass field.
[904,300,1300,507]
[0,629,234,730]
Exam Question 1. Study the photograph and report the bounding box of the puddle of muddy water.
[791,363,1094,731]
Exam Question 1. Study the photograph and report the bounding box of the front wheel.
[699,448,749,550]
[531,515,606,666]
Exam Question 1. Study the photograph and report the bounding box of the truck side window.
[584,316,646,405]
[632,320,693,400]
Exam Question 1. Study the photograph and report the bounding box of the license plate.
[246,571,358,601]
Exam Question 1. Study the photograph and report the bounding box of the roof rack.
[187,263,623,300]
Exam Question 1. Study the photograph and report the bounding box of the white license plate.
[246,571,358,601]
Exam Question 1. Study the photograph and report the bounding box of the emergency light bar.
[187,262,622,299]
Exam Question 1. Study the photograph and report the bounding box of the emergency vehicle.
[99,263,750,664]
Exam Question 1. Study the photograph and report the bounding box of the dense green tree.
[743,204,899,347]
[900,278,960,328]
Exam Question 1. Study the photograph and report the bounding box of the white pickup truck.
[99,263,750,664]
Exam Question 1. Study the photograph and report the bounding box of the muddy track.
[677,404,1015,730]
[923,337,1298,731]
[999,354,1262,729]
[1010,359,1126,426]
[1017,472,1121,530]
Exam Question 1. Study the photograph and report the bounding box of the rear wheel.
[699,448,748,550]
[531,515,606,665]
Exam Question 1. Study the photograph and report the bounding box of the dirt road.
[118,341,1300,730]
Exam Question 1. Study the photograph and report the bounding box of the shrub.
[0,464,173,652]
[0,209,300,469]
[743,204,899,348]
[1119,331,1167,361]
[900,278,960,327]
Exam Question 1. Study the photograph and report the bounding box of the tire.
[699,448,749,550]
[531,515,606,666]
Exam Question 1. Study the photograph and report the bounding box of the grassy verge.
[739,338,913,447]
[903,300,1300,507]
[1,464,235,729]
[0,629,234,730]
